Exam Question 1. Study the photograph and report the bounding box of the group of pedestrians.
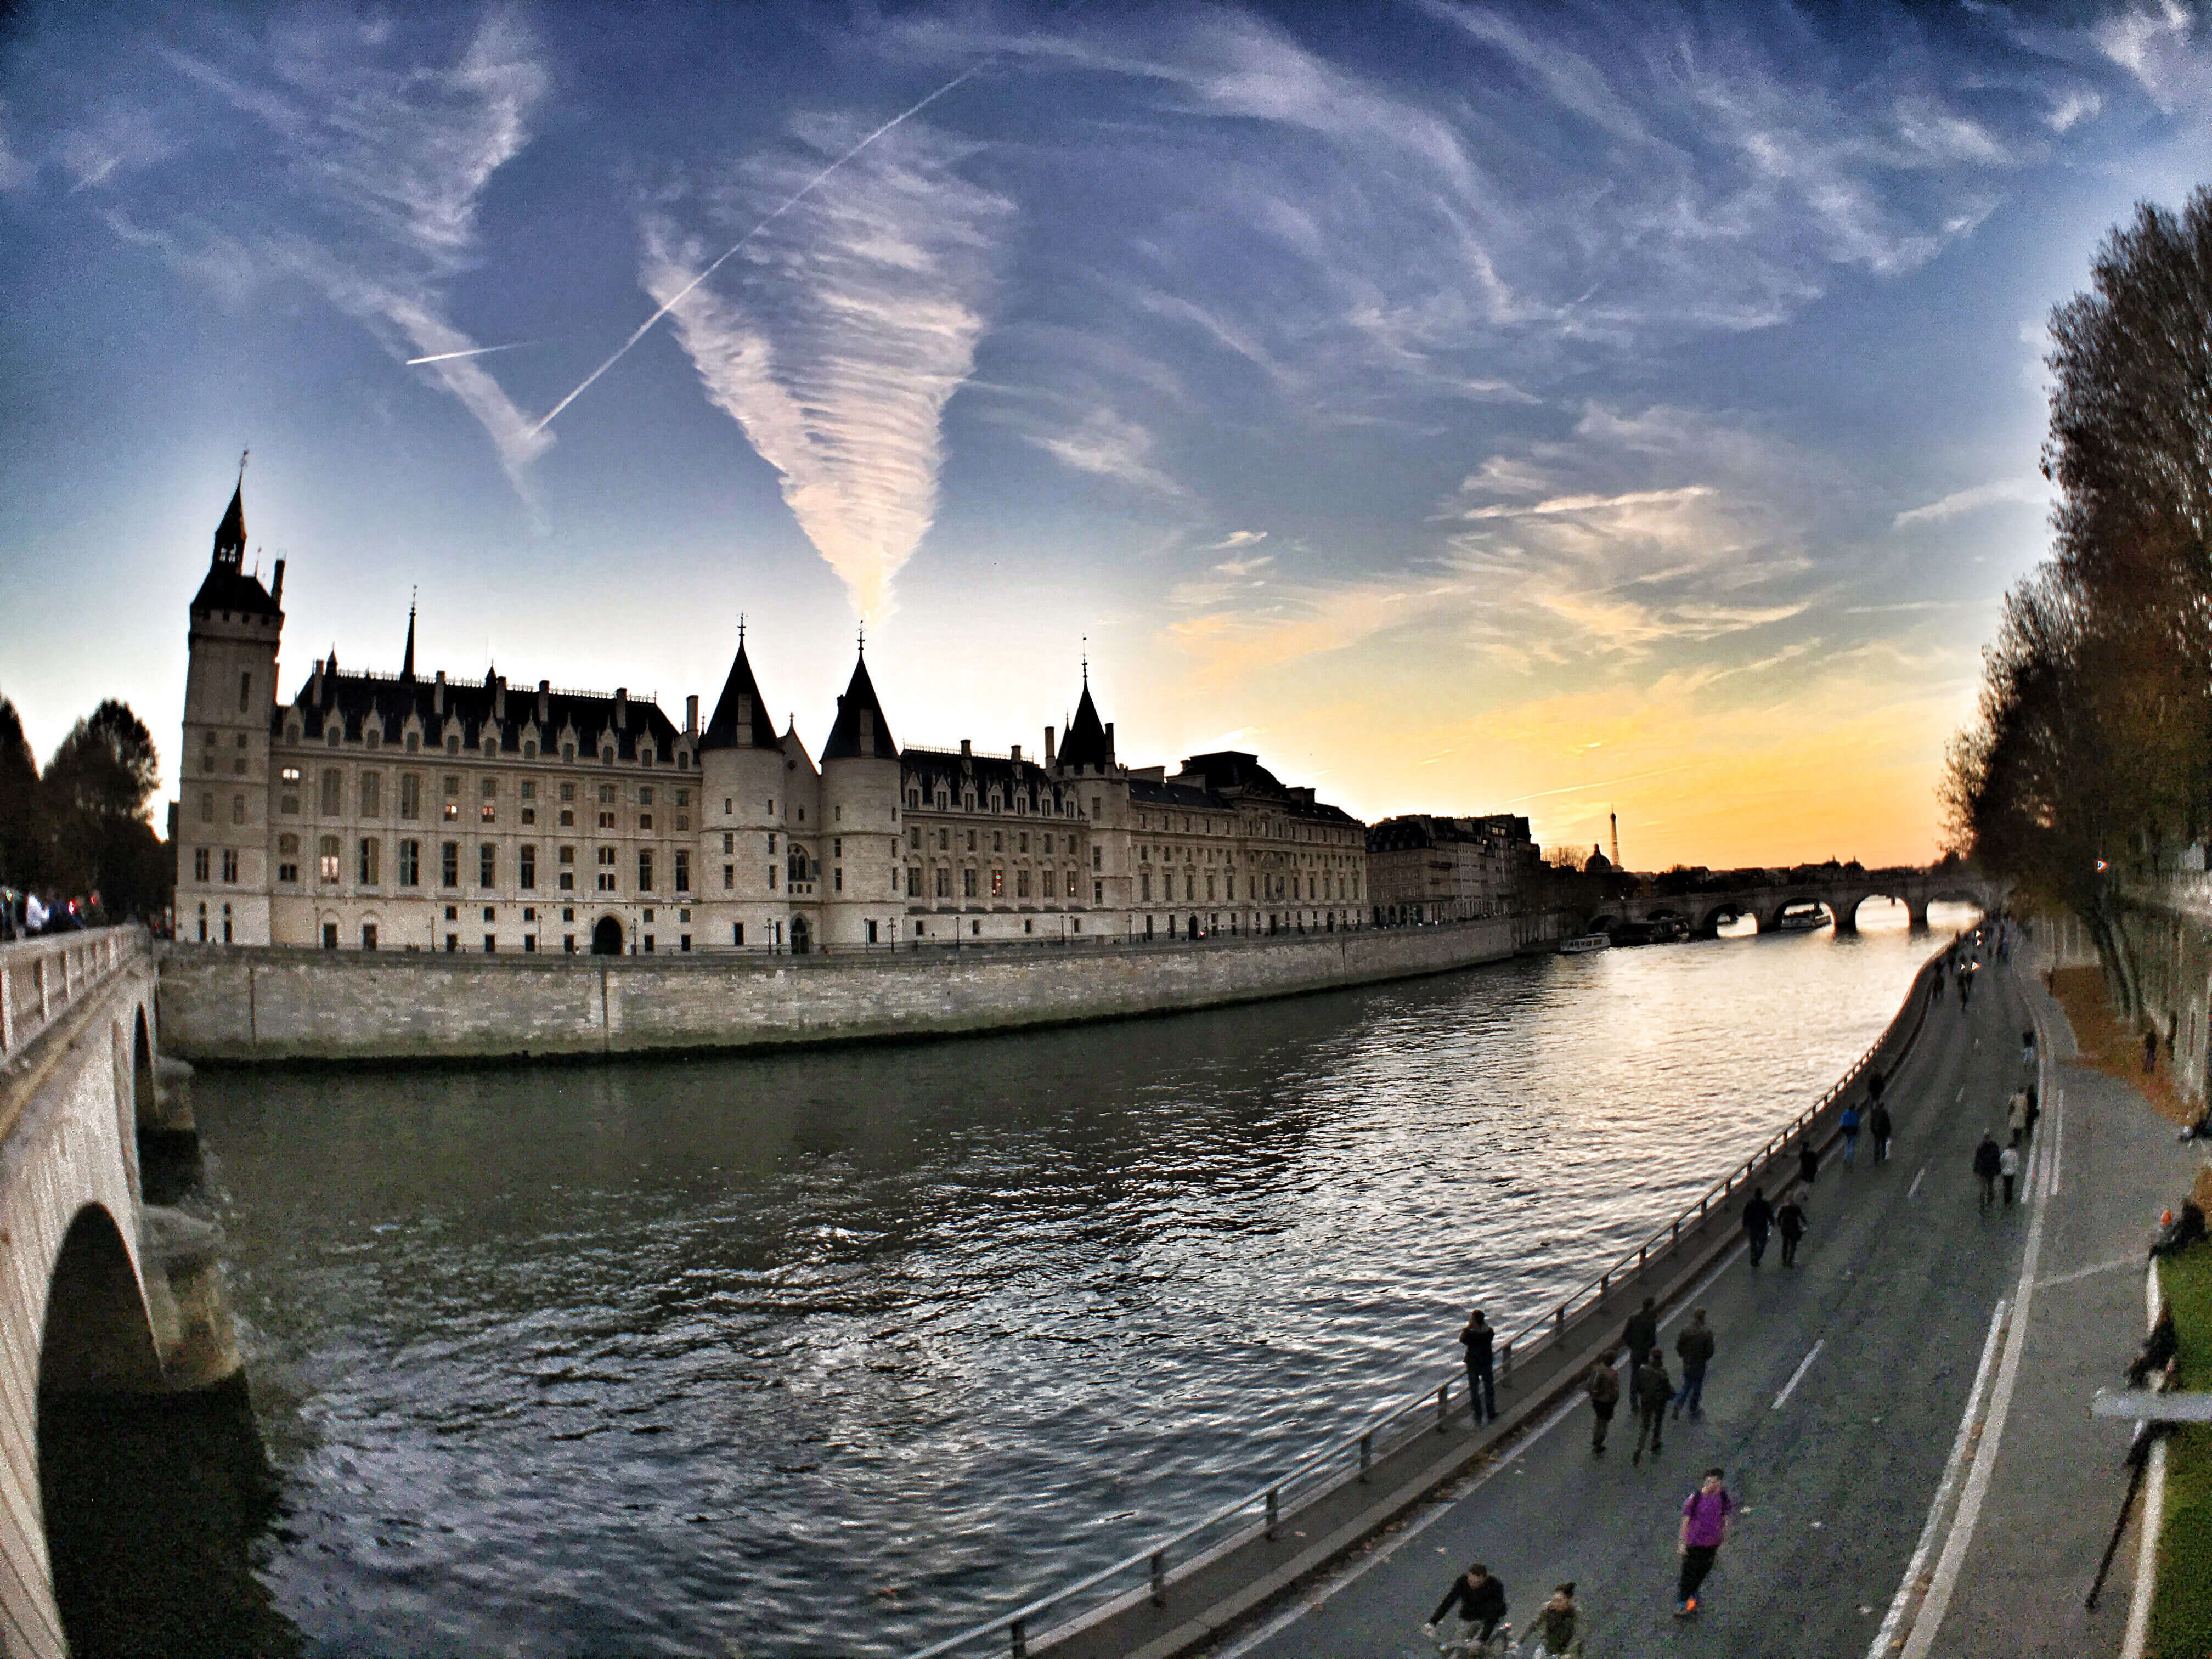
[1973,1028,2042,1209]
[0,888,98,941]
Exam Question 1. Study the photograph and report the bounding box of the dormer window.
[286,724,301,744]
[562,743,575,763]
[405,732,420,753]
[447,735,461,755]
[326,725,342,747]
[601,746,614,766]
[365,730,381,751]
[676,751,689,771]
[483,738,498,758]
[523,740,538,760]
[640,748,654,769]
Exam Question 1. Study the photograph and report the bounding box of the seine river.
[176,902,1972,1658]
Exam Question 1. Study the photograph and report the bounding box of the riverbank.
[155,917,1527,1066]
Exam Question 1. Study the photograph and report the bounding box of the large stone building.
[174,484,1370,952]
[1365,813,1542,926]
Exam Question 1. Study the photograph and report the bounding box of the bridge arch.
[38,1205,163,1402]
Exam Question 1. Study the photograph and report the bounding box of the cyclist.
[1425,1561,1508,1648]
[1521,1582,1586,1657]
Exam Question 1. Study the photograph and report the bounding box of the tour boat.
[1559,933,1612,955]
[1772,909,1830,933]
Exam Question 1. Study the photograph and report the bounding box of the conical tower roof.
[700,634,783,751]
[1058,680,1113,770]
[191,477,280,617]
[213,481,246,567]
[821,651,898,761]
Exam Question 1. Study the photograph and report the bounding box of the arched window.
[787,845,811,885]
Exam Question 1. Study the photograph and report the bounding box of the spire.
[699,625,783,751]
[400,590,417,682]
[822,647,898,761]
[212,476,247,571]
[1058,663,1113,771]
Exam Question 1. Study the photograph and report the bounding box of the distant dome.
[1584,845,1612,873]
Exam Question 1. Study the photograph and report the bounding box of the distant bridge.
[1585,867,2000,939]
[0,927,235,1656]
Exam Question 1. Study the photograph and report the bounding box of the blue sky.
[3,1,2209,866]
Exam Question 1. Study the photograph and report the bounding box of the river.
[170,902,1972,1658]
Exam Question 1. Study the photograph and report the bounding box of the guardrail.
[904,933,1960,1659]
[0,927,145,1065]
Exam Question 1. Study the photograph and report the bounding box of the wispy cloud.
[1028,407,1182,496]
[645,114,1011,619]
[1892,477,2046,528]
[1204,529,1268,551]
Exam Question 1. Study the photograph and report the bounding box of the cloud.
[1029,407,1182,496]
[1203,529,1267,551]
[1892,477,2046,528]
[645,114,1011,619]
[2096,1,2212,117]
[68,10,551,488]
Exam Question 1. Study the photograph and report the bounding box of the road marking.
[1772,1340,1824,1410]
[2036,1254,2138,1290]
[1896,990,2060,1659]
[1864,1296,2008,1659]
[1907,1165,1926,1200]
[2122,1262,2168,1659]
[1210,1240,1751,1659]
[1955,1086,1965,1104]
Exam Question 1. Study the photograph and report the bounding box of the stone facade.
[172,483,1370,955]
[1365,813,1542,926]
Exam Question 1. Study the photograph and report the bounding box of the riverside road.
[1216,952,2198,1659]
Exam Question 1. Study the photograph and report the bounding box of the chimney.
[538,680,550,724]
[616,687,628,727]
[1045,726,1056,766]
[1011,743,1022,764]
[494,675,506,720]
[960,738,972,756]
[686,694,698,736]
[434,669,445,716]
[311,657,324,706]
[1105,721,1115,759]
[270,558,285,607]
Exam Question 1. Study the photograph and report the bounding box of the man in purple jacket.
[1675,1466,1735,1616]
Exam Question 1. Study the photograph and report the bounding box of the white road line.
[2121,1262,2168,1659]
[1865,1296,2009,1659]
[1907,1165,1927,1200]
[1955,1086,1965,1104]
[1211,1240,1751,1659]
[1772,1340,1824,1411]
[2036,1254,2138,1291]
[1897,991,2061,1659]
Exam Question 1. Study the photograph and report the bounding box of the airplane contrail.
[406,341,539,366]
[527,57,996,439]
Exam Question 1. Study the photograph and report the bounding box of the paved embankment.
[1199,953,2197,1659]
[155,919,1531,1065]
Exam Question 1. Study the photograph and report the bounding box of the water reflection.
[193,902,1967,1657]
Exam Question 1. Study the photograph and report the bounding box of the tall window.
[238,670,252,713]
[318,836,341,884]
[441,841,459,887]
[400,774,421,819]
[520,844,537,889]
[276,836,298,883]
[673,850,690,893]
[479,843,496,888]
[935,867,950,899]
[358,838,380,885]
[200,792,213,823]
[232,794,245,825]
[559,845,575,890]
[991,868,1005,898]
[220,849,239,883]
[398,839,420,886]
[596,846,616,891]
[361,772,382,817]
[962,868,978,899]
[637,850,654,891]
[321,769,342,815]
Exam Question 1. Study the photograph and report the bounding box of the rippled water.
[187,902,1972,1658]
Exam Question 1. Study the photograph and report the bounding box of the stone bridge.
[0,927,238,1657]
[1586,867,2000,939]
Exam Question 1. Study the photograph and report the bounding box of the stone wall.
[155,919,1528,1065]
[2111,885,2212,1106]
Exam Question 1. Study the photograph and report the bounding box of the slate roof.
[820,654,899,761]
[1058,683,1113,770]
[699,641,783,752]
[901,748,1075,813]
[1174,751,1363,827]
[277,668,681,760]
[190,482,281,618]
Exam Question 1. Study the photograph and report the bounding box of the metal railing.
[903,935,1956,1659]
[0,926,145,1065]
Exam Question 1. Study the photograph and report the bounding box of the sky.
[3,1,2209,870]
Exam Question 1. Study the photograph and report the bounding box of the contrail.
[528,57,996,438]
[406,341,539,366]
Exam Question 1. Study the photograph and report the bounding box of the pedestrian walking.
[2025,1086,2041,1141]
[2021,1028,2037,1074]
[1525,1584,1587,1658]
[1621,1296,1658,1390]
[1459,1307,1498,1424]
[1633,1347,1671,1464]
[2144,1029,2159,1074]
[1776,1194,1807,1267]
[2006,1088,2030,1143]
[1585,1351,1621,1454]
[1742,1187,1773,1267]
[1797,1138,1818,1187]
[1673,1310,1714,1420]
[1869,1099,1894,1164]
[1839,1103,1861,1167]
[1973,1132,2001,1210]
[2000,1136,2022,1206]
[1674,1467,1736,1616]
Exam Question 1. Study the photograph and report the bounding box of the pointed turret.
[191,477,280,618]
[1057,679,1114,771]
[400,598,417,682]
[699,629,783,751]
[821,651,898,761]
[213,481,246,569]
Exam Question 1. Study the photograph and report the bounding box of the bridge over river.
[1584,865,1999,938]
[0,927,239,1658]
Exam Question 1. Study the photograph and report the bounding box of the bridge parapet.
[0,928,140,1066]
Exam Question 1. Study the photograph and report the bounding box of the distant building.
[173,482,1369,953]
[1365,813,1541,926]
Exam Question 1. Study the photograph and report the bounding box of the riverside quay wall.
[2109,878,2212,1106]
[155,917,1532,1065]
